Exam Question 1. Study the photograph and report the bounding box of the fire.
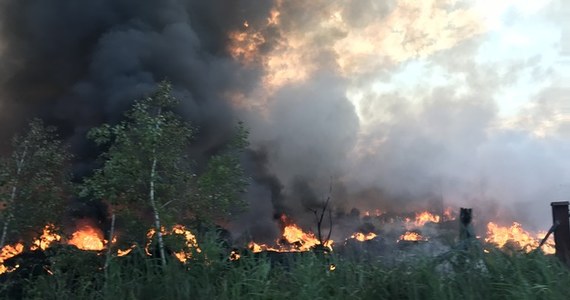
[443,208,456,221]
[229,250,241,261]
[485,222,555,254]
[248,215,333,253]
[414,211,441,227]
[350,232,377,242]
[146,225,201,263]
[117,246,134,257]
[399,231,425,242]
[171,224,201,263]
[228,31,266,64]
[68,224,106,251]
[0,243,24,274]
[362,210,382,217]
[31,224,61,251]
[282,223,324,251]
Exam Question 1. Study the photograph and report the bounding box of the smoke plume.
[1,0,569,240]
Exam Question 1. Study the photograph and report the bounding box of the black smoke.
[0,0,274,166]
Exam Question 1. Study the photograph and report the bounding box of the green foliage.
[195,122,250,221]
[83,82,193,205]
[0,119,72,247]
[81,81,250,244]
[81,81,194,245]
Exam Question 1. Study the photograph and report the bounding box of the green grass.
[7,240,570,300]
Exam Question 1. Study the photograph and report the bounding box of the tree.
[193,122,249,222]
[82,82,191,266]
[81,82,247,266]
[0,119,71,249]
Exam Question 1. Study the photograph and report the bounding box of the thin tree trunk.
[149,107,167,267]
[104,213,116,271]
[0,147,27,248]
[150,156,167,267]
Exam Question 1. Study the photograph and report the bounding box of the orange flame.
[229,250,241,261]
[485,222,555,254]
[248,215,334,253]
[0,243,24,274]
[145,225,201,263]
[350,232,377,242]
[117,245,135,257]
[414,211,441,227]
[68,224,105,251]
[31,224,61,251]
[399,231,425,242]
[228,31,266,64]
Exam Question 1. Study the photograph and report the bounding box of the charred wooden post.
[459,208,475,241]
[551,202,570,265]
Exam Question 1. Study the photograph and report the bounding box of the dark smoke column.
[0,0,273,165]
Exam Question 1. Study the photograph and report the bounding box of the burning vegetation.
[485,222,555,255]
[248,214,333,253]
[0,196,557,277]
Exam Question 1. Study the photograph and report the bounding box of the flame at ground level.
[68,225,106,251]
[485,222,555,255]
[0,223,201,274]
[413,212,441,227]
[399,232,425,242]
[350,232,377,242]
[248,217,334,253]
[146,225,201,263]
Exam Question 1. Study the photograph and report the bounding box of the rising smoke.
[0,0,569,241]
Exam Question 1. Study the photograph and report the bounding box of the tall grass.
[12,239,570,300]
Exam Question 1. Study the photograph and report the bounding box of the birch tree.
[0,119,71,249]
[82,82,194,267]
